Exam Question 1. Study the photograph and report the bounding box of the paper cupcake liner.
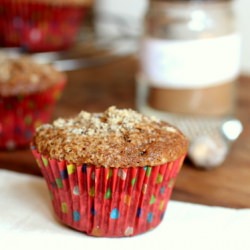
[31,148,186,237]
[0,1,86,52]
[0,81,65,150]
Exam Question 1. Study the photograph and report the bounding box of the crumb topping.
[0,55,66,96]
[33,107,188,167]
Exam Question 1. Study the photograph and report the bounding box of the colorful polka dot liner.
[0,81,66,150]
[0,1,86,52]
[31,147,186,237]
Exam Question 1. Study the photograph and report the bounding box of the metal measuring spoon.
[188,119,243,169]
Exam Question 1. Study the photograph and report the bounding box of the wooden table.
[1,55,250,208]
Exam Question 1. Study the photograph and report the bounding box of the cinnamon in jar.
[137,0,241,118]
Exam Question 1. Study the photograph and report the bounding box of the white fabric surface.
[0,169,250,250]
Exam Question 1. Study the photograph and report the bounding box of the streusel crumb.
[33,106,188,167]
[0,54,65,96]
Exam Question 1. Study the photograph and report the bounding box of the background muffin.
[0,55,66,150]
[31,106,188,237]
[0,0,93,52]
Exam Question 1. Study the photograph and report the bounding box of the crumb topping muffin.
[33,106,188,167]
[0,55,66,96]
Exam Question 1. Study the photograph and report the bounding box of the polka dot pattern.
[61,202,68,214]
[73,211,81,222]
[67,164,76,175]
[73,186,79,196]
[110,208,120,220]
[0,81,65,150]
[105,188,111,199]
[31,148,186,237]
[0,2,86,52]
[124,227,134,236]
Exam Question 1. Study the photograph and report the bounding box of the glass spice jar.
[137,0,241,119]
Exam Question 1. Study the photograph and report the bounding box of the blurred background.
[94,0,250,75]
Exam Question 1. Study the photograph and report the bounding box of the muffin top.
[33,106,188,167]
[0,55,66,96]
[11,0,93,6]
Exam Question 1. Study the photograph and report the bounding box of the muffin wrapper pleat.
[0,81,65,150]
[0,0,86,52]
[31,148,186,237]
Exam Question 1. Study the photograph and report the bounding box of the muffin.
[0,55,66,150]
[0,0,92,52]
[31,106,188,237]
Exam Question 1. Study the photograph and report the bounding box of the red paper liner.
[0,80,66,150]
[0,1,86,52]
[31,148,186,237]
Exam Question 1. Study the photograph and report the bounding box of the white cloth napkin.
[1,169,250,250]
